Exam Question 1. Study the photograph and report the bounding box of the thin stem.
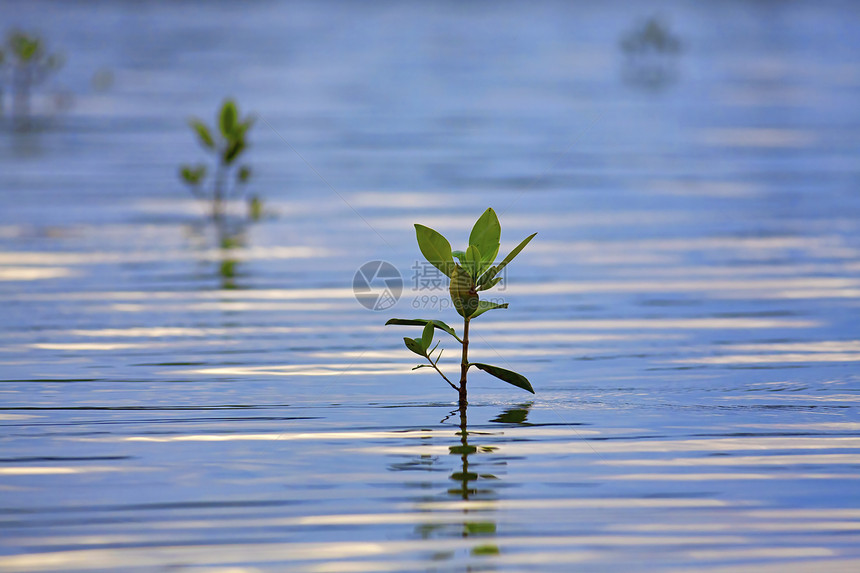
[187,183,206,202]
[458,317,470,407]
[424,352,457,391]
[213,157,226,222]
[12,64,32,118]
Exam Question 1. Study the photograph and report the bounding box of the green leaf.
[452,250,466,264]
[234,117,255,139]
[479,243,499,275]
[471,363,535,393]
[464,245,481,280]
[477,232,536,289]
[385,318,462,343]
[180,165,193,183]
[219,99,238,138]
[224,139,245,164]
[188,119,214,149]
[10,33,40,62]
[414,224,455,278]
[450,265,479,318]
[403,337,425,357]
[469,207,501,264]
[476,276,502,292]
[237,165,252,183]
[420,322,434,351]
[179,164,206,185]
[476,269,495,290]
[470,300,508,319]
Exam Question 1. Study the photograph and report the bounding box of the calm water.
[1,1,860,571]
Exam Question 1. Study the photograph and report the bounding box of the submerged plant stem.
[457,402,469,500]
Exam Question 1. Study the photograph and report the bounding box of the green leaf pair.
[403,322,436,357]
[186,99,255,168]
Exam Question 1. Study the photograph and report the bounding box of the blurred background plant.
[179,99,263,288]
[620,16,682,91]
[180,98,257,224]
[0,29,64,122]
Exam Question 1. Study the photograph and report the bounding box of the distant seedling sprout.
[620,17,681,56]
[1,29,64,118]
[387,208,536,407]
[179,99,257,223]
[619,16,682,90]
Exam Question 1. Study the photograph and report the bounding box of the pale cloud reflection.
[176,363,409,377]
[598,454,860,467]
[363,435,860,456]
[0,266,77,281]
[675,353,860,365]
[0,466,128,475]
[698,128,817,148]
[486,318,818,330]
[506,278,859,300]
[0,246,329,266]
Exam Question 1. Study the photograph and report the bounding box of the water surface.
[1,1,859,571]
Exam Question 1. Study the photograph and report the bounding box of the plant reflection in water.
[619,16,683,91]
[183,221,248,290]
[179,99,263,289]
[390,403,533,562]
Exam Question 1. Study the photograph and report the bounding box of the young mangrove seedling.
[2,29,64,119]
[179,99,255,223]
[387,207,536,406]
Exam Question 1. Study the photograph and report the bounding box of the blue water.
[1,1,859,571]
